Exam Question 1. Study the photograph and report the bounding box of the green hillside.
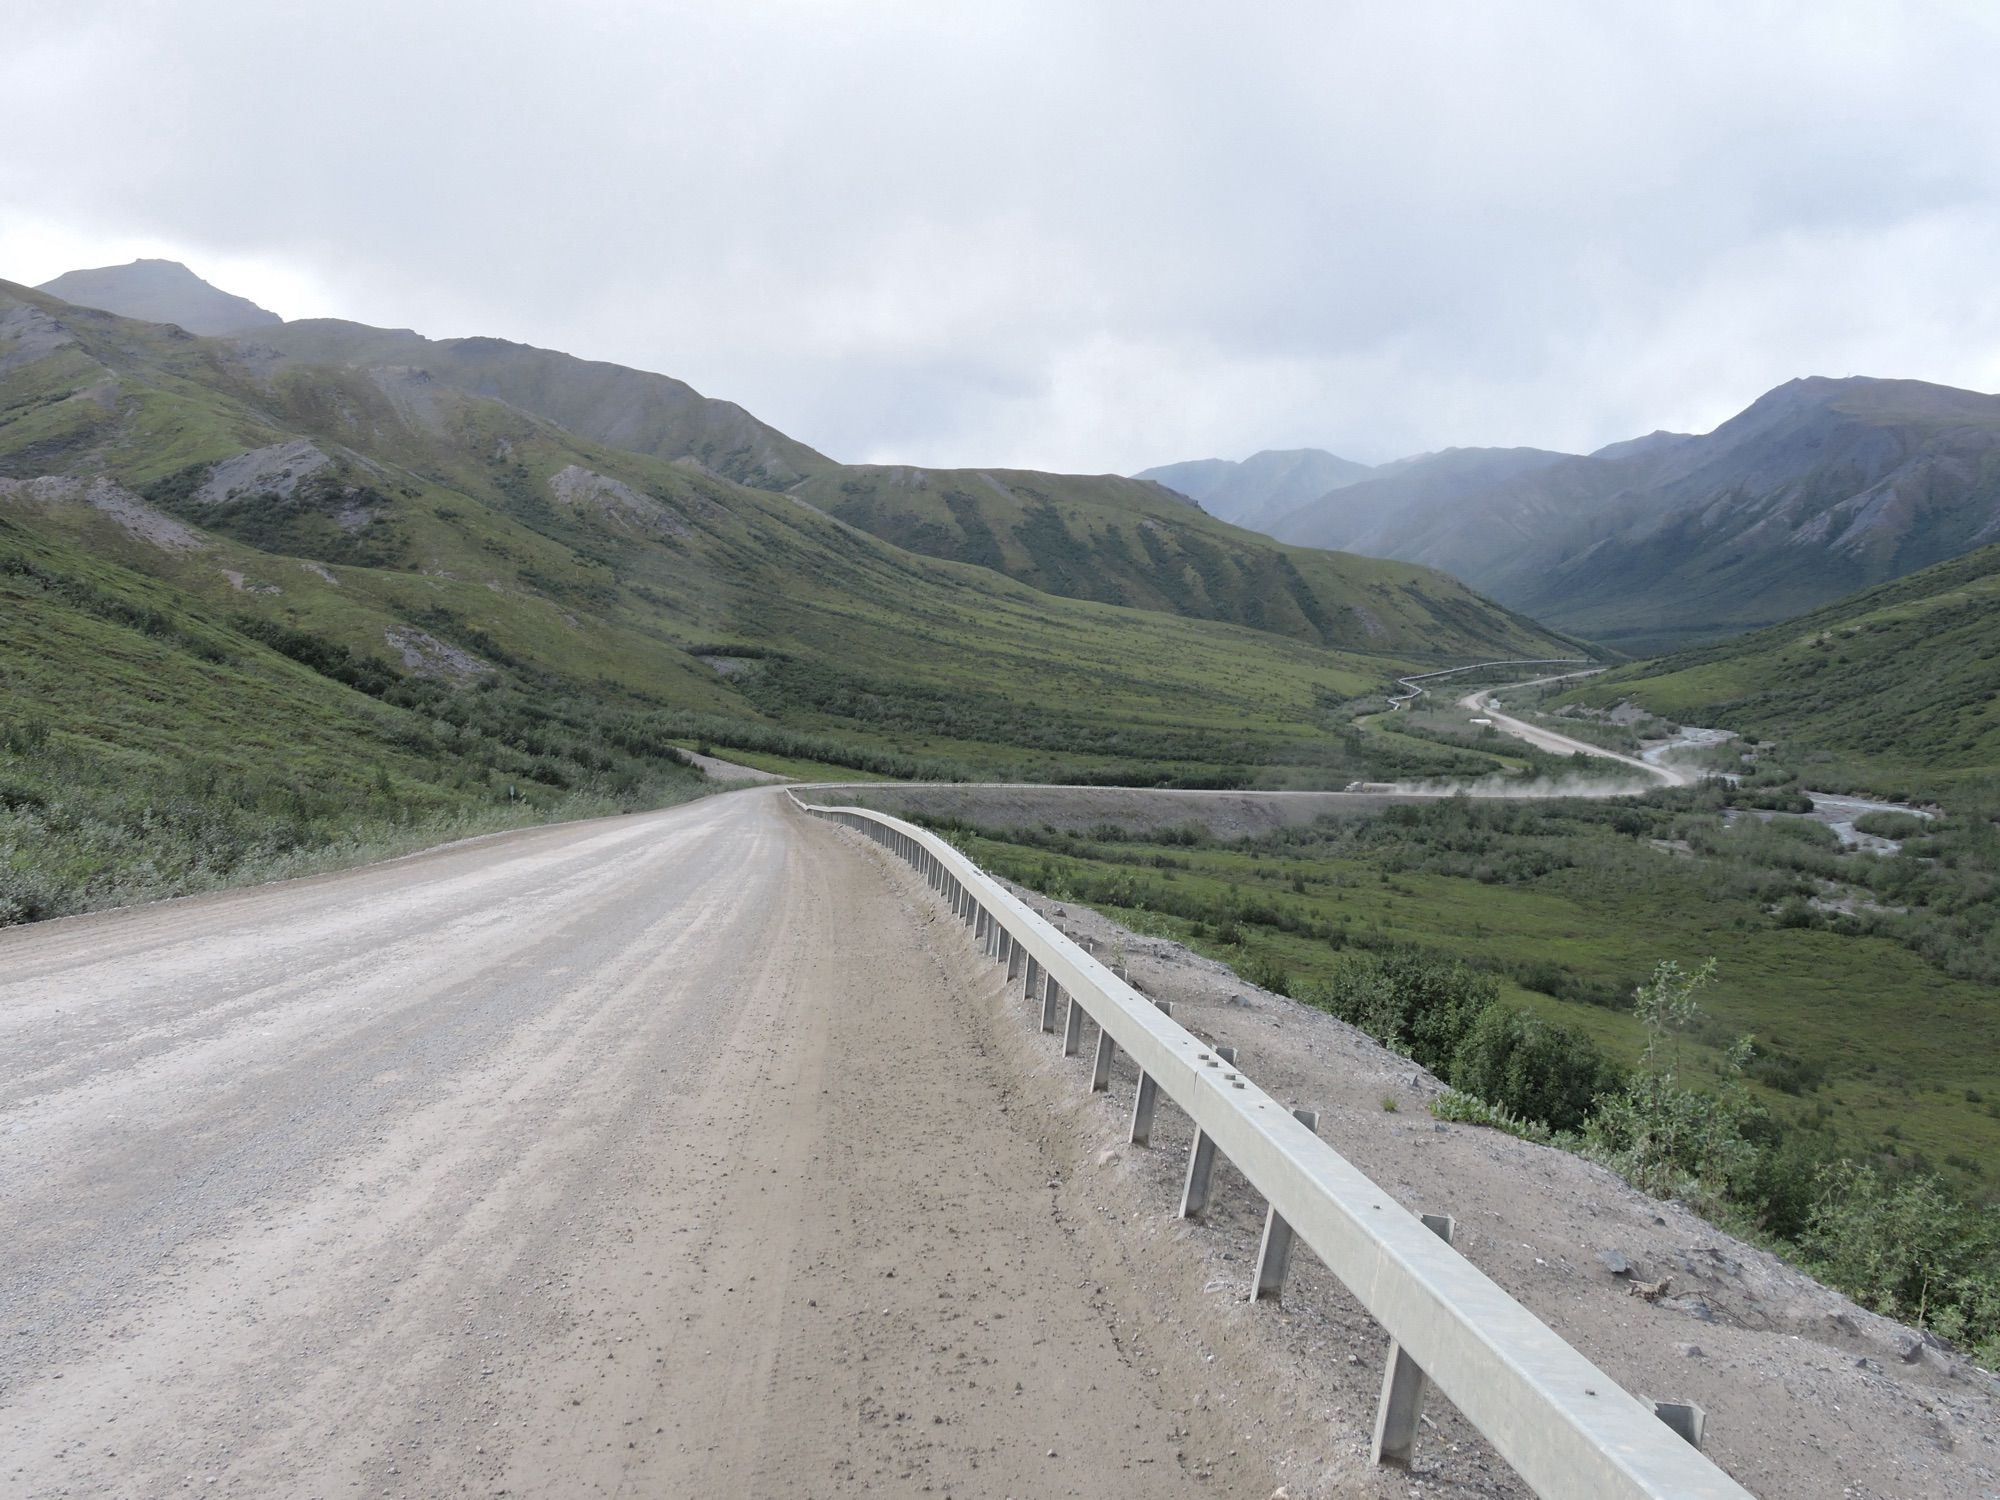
[0,280,1578,920]
[1565,543,2000,795]
[793,463,1579,657]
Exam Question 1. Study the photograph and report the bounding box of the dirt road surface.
[0,790,1273,1498]
[1458,679,1688,786]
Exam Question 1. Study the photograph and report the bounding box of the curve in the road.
[1456,674,1691,787]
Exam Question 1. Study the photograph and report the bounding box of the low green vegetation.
[0,520,710,922]
[1854,810,1929,840]
[923,782,2000,1361]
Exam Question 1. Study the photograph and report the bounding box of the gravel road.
[0,790,1270,1497]
[1457,679,1686,786]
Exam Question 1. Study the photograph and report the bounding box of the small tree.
[1584,958,1760,1210]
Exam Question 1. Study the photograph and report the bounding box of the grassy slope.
[1563,543,2000,795]
[0,514,714,919]
[792,463,1583,658]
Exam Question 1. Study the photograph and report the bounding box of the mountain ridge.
[791,460,1577,656]
[36,258,282,336]
[1249,377,2000,651]
[238,317,836,491]
[1135,447,1374,529]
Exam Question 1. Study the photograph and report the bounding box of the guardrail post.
[1251,1109,1319,1301]
[1090,1025,1115,1091]
[1023,955,1041,1002]
[1040,974,1062,1034]
[1652,1401,1707,1450]
[1373,1212,1457,1468]
[1180,1129,1218,1218]
[1063,993,1085,1057]
[1007,936,1024,980]
[1128,1000,1172,1145]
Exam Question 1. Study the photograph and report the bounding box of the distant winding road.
[1456,674,1694,787]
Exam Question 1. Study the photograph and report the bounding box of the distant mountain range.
[42,260,2000,663]
[1141,378,2000,652]
[1135,448,1373,531]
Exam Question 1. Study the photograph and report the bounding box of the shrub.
[1584,1066,1761,1208]
[1854,810,1929,840]
[1429,1087,1555,1143]
[1449,1005,1622,1132]
[1802,1162,2000,1364]
[1311,949,1498,1076]
[1582,960,1763,1210]
[1239,951,1293,996]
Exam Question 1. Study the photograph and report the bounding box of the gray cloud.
[6,0,2000,471]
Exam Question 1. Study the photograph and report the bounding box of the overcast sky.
[6,2,2000,472]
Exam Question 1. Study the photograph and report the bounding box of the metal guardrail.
[793,791,1757,1500]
